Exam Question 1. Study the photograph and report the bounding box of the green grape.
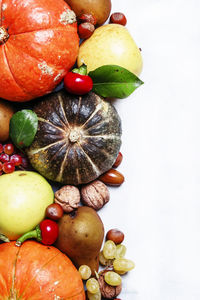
[104,271,122,286]
[115,244,127,259]
[86,278,100,294]
[87,290,101,300]
[103,240,116,259]
[78,265,92,280]
[113,258,135,272]
[99,250,114,266]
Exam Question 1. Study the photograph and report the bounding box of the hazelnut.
[81,180,110,210]
[54,185,80,213]
[110,12,127,26]
[106,229,124,245]
[45,203,63,220]
[79,13,97,26]
[78,22,95,39]
[98,270,122,299]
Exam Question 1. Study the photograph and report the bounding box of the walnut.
[81,180,110,210]
[54,185,80,213]
[98,271,122,299]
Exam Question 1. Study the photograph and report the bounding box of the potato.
[65,0,111,26]
[77,24,143,76]
[0,100,14,142]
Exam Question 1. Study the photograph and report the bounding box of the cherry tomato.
[39,219,59,245]
[64,72,93,95]
[16,219,59,246]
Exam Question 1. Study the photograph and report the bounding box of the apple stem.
[15,225,42,247]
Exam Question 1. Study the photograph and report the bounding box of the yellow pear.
[77,24,143,76]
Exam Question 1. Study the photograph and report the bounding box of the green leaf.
[9,109,38,149]
[89,65,144,99]
[0,233,10,243]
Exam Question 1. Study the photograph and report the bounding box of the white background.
[98,0,200,299]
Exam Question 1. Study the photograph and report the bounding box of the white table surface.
[98,0,200,299]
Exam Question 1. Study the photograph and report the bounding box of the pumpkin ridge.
[38,117,68,135]
[58,94,71,129]
[13,25,77,37]
[3,44,34,99]
[27,140,65,156]
[80,102,103,129]
[73,96,82,125]
[9,245,21,299]
[18,252,60,298]
[56,146,70,182]
[48,141,68,163]
[11,27,77,72]
[76,142,101,177]
[83,134,121,139]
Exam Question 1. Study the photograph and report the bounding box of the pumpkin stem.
[69,129,80,143]
[0,27,9,45]
[15,225,42,247]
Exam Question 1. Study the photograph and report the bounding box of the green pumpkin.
[27,91,122,185]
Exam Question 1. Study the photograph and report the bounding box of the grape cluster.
[78,229,135,299]
[0,143,29,175]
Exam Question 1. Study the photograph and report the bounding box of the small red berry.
[3,143,14,155]
[0,162,3,171]
[0,153,9,163]
[64,72,93,95]
[10,154,22,166]
[0,144,3,153]
[2,162,15,174]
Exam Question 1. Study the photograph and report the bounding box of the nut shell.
[81,180,109,210]
[54,185,80,212]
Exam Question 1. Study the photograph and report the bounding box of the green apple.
[0,171,54,240]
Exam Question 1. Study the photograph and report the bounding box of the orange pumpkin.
[0,0,79,102]
[0,241,85,299]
